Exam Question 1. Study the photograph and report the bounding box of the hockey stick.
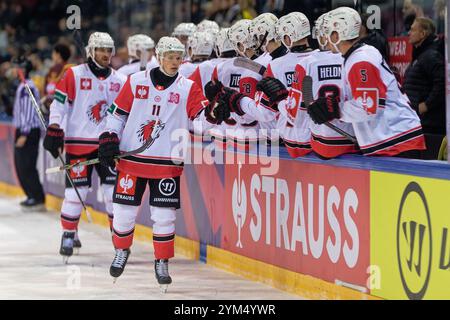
[45,120,165,174]
[233,57,266,76]
[302,75,358,144]
[17,69,93,223]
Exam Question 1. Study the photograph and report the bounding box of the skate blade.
[159,284,169,293]
[62,256,70,264]
[73,248,80,255]
[112,277,118,284]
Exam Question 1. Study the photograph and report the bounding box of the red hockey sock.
[153,233,175,259]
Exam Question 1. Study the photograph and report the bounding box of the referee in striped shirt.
[13,59,45,210]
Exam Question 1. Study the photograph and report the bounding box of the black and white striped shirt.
[13,80,41,135]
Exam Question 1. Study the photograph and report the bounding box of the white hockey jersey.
[106,70,208,178]
[178,61,201,78]
[118,56,160,77]
[188,60,217,95]
[210,57,262,148]
[50,64,127,155]
[339,44,425,156]
[291,50,358,159]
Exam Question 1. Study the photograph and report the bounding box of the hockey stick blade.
[233,57,266,76]
[302,75,358,144]
[45,120,165,174]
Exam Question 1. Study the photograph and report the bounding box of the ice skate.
[155,259,172,293]
[73,231,82,255]
[59,231,75,264]
[110,248,130,283]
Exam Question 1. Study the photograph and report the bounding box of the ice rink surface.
[0,196,301,300]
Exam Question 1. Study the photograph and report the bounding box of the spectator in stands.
[359,13,390,63]
[401,0,425,34]
[12,58,45,211]
[403,17,445,159]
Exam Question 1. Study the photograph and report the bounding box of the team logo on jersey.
[135,85,149,99]
[286,87,302,122]
[110,82,121,92]
[168,92,180,104]
[137,120,163,148]
[317,64,342,81]
[155,95,161,102]
[229,74,241,88]
[284,72,295,87]
[80,78,92,90]
[355,88,379,115]
[117,173,136,195]
[87,100,108,124]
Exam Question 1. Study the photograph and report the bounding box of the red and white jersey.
[340,44,425,156]
[210,57,262,146]
[49,64,126,155]
[291,50,358,158]
[254,52,272,68]
[276,50,317,158]
[106,70,207,179]
[118,57,159,76]
[178,61,201,78]
[188,60,216,96]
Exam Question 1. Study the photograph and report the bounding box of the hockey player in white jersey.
[294,12,358,159]
[172,22,197,61]
[189,28,237,95]
[118,34,157,76]
[207,19,264,149]
[178,31,215,78]
[98,37,225,291]
[306,7,425,157]
[43,32,127,262]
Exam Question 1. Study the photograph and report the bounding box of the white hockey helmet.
[127,34,155,58]
[322,7,361,47]
[276,12,310,48]
[85,32,115,60]
[156,36,185,63]
[228,19,257,56]
[215,28,235,56]
[188,31,215,57]
[197,19,220,34]
[172,22,197,37]
[249,13,279,51]
[313,13,329,48]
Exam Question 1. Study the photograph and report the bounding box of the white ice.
[0,196,302,300]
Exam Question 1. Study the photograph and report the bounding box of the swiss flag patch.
[135,85,149,99]
[80,78,92,90]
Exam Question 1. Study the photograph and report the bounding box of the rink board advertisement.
[370,172,450,300]
[3,121,450,299]
[223,160,371,291]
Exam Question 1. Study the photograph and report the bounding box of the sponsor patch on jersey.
[355,88,379,114]
[168,92,180,104]
[116,172,137,196]
[158,178,177,196]
[80,78,92,90]
[110,82,121,92]
[135,85,149,99]
[317,64,342,81]
[229,74,241,88]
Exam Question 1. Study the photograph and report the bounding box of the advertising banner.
[388,36,413,84]
[371,172,450,299]
[224,159,371,291]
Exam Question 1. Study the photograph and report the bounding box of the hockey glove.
[204,80,224,102]
[98,132,120,168]
[306,95,340,124]
[217,87,245,116]
[205,100,231,125]
[256,77,289,105]
[43,126,64,159]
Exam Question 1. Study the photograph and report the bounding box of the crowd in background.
[0,0,446,123]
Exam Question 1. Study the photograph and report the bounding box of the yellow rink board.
[371,172,450,299]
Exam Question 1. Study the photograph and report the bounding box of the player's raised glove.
[204,80,224,102]
[256,77,289,105]
[98,132,120,168]
[204,100,231,125]
[306,95,340,124]
[216,87,245,116]
[43,125,64,159]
